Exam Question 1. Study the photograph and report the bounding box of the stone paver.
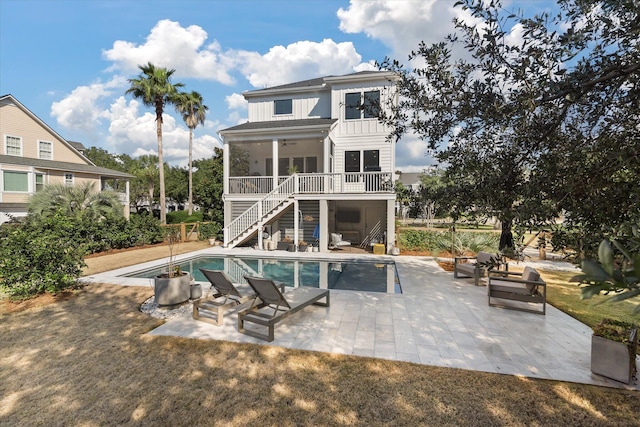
[82,246,639,391]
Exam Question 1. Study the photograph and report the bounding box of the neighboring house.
[395,171,423,216]
[219,71,399,253]
[0,94,133,224]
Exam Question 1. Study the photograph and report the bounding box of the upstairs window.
[345,90,381,120]
[64,173,74,186]
[39,141,53,159]
[345,151,361,172]
[363,91,380,118]
[345,93,361,120]
[5,135,22,156]
[274,99,292,115]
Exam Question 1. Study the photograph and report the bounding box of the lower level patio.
[84,247,639,391]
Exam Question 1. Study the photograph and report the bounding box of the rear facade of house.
[219,71,398,253]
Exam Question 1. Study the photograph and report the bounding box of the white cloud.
[225,93,247,110]
[231,39,367,88]
[50,75,125,130]
[337,0,458,60]
[102,19,235,84]
[394,132,437,171]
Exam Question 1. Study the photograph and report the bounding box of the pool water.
[126,255,402,294]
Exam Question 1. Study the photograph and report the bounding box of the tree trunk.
[188,129,193,215]
[499,219,514,251]
[157,118,166,225]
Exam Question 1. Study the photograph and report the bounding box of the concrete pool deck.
[82,246,639,391]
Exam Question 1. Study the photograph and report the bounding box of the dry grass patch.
[1,283,639,426]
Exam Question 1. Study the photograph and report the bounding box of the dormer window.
[274,99,292,115]
[345,90,380,120]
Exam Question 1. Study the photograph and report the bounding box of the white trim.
[64,172,74,186]
[4,134,23,156]
[38,140,54,160]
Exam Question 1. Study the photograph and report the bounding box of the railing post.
[180,222,186,242]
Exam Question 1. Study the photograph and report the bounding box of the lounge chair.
[454,251,505,286]
[238,276,330,342]
[487,266,546,314]
[329,232,351,250]
[193,269,283,326]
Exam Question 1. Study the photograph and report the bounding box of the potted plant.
[154,226,191,306]
[590,318,638,384]
[572,236,640,383]
[200,221,222,246]
[298,240,308,252]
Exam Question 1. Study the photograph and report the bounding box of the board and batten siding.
[0,101,88,164]
[247,92,331,122]
[332,135,393,174]
[329,84,395,138]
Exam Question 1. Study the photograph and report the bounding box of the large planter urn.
[154,272,191,306]
[591,327,637,384]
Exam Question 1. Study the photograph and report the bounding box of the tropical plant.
[174,90,208,215]
[126,62,184,224]
[28,182,123,221]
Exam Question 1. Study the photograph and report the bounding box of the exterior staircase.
[223,175,296,248]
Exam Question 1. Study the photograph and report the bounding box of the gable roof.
[0,94,96,166]
[221,118,337,134]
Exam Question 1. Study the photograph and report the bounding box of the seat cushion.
[476,252,494,264]
[521,267,540,293]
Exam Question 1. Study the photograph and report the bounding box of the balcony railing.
[227,172,394,195]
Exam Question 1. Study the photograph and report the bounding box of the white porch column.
[124,180,130,220]
[272,138,279,190]
[222,137,229,195]
[319,199,328,252]
[386,199,396,254]
[293,199,300,249]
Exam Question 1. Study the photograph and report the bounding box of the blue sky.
[0,0,559,171]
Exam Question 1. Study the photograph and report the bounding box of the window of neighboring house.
[5,135,22,156]
[64,173,74,186]
[35,174,44,192]
[363,90,380,118]
[3,171,28,192]
[274,99,293,115]
[305,157,317,173]
[345,150,360,172]
[38,141,53,160]
[345,93,361,120]
[364,150,380,171]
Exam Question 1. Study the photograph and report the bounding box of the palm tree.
[29,182,123,220]
[126,62,183,224]
[174,91,208,215]
[130,154,159,212]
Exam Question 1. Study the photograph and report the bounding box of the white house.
[218,71,399,253]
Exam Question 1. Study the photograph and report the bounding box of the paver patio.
[83,247,639,391]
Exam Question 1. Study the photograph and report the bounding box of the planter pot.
[591,330,638,384]
[390,247,400,256]
[190,283,203,300]
[208,238,216,246]
[298,245,308,252]
[154,272,191,306]
[287,244,296,252]
[312,247,319,252]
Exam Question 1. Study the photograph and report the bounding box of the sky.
[0,0,559,172]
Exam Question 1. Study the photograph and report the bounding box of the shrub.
[199,221,222,240]
[0,213,86,299]
[398,229,499,255]
[166,210,203,224]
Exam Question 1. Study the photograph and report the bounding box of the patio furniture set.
[454,251,547,315]
[193,269,329,342]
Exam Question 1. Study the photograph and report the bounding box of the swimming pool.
[125,255,402,294]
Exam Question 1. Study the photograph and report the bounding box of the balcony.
[227,172,394,196]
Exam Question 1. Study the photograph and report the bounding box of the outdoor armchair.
[487,266,546,315]
[454,251,505,286]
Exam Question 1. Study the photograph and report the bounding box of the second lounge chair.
[238,276,330,342]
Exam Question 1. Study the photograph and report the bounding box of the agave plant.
[573,236,640,313]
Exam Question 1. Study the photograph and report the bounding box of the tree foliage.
[126,63,184,224]
[380,0,639,255]
[192,148,224,224]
